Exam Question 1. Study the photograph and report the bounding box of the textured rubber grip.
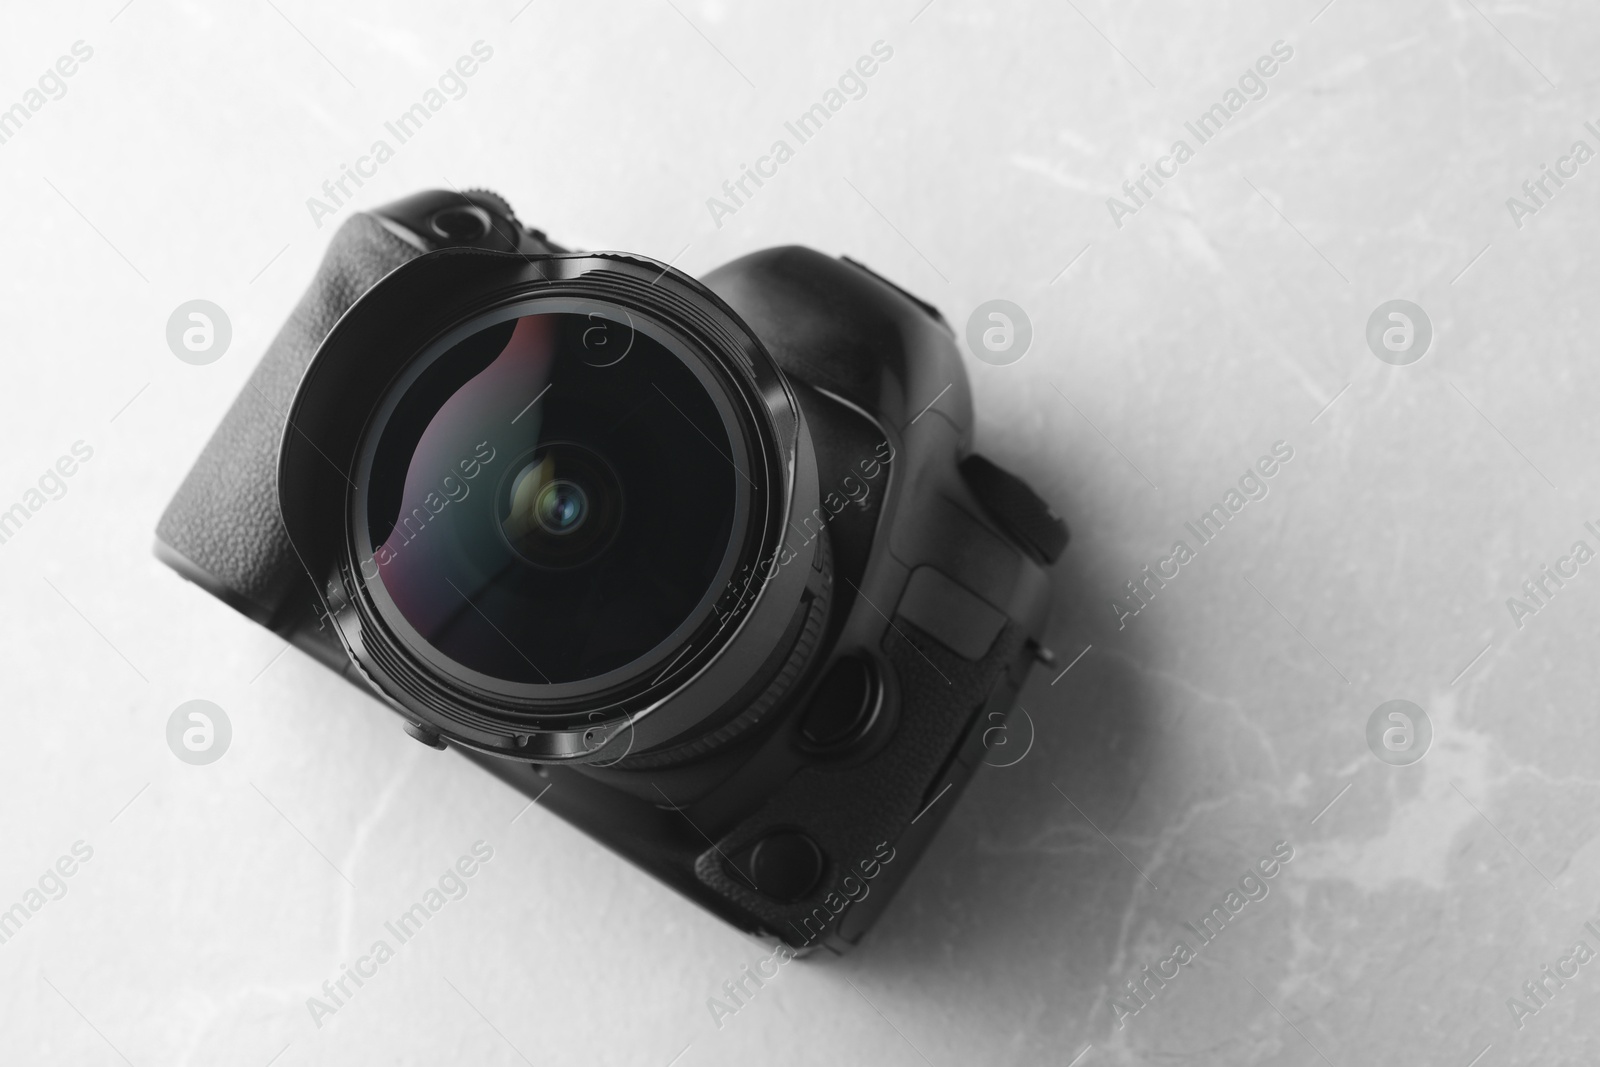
[155,214,425,625]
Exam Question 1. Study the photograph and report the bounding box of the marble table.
[1,1,1596,1063]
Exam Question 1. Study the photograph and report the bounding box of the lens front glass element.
[357,305,746,687]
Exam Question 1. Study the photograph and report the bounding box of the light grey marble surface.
[2,1,1598,1064]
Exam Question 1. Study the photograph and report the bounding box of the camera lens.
[498,442,621,568]
[535,480,584,532]
[355,303,751,688]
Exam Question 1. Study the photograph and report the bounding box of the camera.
[155,189,1066,953]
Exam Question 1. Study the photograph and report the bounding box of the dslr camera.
[156,190,1065,953]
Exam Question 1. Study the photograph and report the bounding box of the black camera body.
[156,190,1065,953]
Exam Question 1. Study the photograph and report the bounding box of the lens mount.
[278,246,821,763]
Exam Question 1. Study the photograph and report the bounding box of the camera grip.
[155,214,424,627]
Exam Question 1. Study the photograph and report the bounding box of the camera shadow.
[811,453,1174,1055]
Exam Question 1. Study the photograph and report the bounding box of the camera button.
[402,721,448,750]
[747,831,824,903]
[959,454,1069,565]
[896,566,1006,661]
[428,205,492,243]
[799,655,877,749]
